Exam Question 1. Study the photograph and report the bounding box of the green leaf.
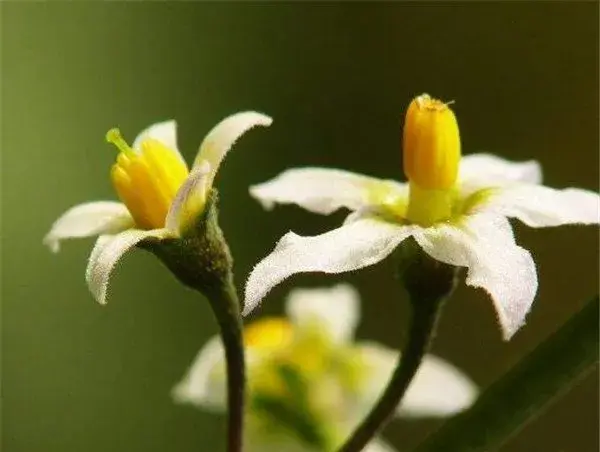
[414,296,599,452]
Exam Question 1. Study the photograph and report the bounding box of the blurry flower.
[44,113,272,304]
[174,284,477,452]
[245,94,599,340]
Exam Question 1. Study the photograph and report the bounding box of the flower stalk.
[205,277,246,452]
[338,239,459,452]
[141,190,246,452]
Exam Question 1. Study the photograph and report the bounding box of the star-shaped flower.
[44,112,272,304]
[174,284,477,452]
[244,94,599,339]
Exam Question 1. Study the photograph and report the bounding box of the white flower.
[44,112,272,304]
[173,284,478,452]
[245,94,599,340]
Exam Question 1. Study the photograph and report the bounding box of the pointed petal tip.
[170,382,191,405]
[193,111,273,184]
[500,318,525,341]
[241,306,252,317]
[248,184,276,210]
[240,110,273,127]
[43,234,60,253]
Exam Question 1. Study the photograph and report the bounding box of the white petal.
[85,228,170,305]
[172,335,227,412]
[413,214,537,340]
[285,284,361,343]
[165,162,212,234]
[250,167,407,215]
[354,342,477,418]
[364,439,398,452]
[132,119,185,164]
[400,355,477,417]
[44,201,134,253]
[193,111,272,188]
[243,218,415,316]
[479,185,600,227]
[460,153,542,195]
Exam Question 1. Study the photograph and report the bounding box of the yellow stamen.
[244,317,294,351]
[403,94,461,225]
[106,128,189,230]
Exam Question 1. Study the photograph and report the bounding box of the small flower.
[44,112,272,304]
[245,94,599,340]
[173,284,477,452]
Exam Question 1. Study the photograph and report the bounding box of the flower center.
[403,94,461,225]
[244,317,294,351]
[107,128,189,230]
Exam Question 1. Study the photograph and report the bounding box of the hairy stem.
[206,278,246,452]
[338,241,457,452]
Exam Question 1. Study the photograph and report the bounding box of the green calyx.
[395,237,459,306]
[138,188,234,299]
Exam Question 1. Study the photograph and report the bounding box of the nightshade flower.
[245,94,599,340]
[44,112,272,304]
[174,284,477,452]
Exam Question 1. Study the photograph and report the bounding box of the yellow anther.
[107,127,190,230]
[403,94,461,225]
[403,94,461,190]
[244,318,294,351]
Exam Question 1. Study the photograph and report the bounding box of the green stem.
[414,296,599,452]
[205,278,246,452]
[142,191,247,452]
[338,242,457,452]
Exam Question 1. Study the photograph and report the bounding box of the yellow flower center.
[244,317,294,351]
[403,94,461,225]
[107,128,189,230]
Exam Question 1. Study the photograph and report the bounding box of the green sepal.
[395,237,459,308]
[139,188,234,300]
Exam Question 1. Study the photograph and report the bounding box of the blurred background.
[2,2,598,452]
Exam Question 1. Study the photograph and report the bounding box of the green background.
[2,2,598,451]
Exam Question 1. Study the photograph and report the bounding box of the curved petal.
[459,153,542,195]
[193,111,273,187]
[285,284,361,343]
[354,342,477,419]
[44,201,134,253]
[479,185,600,227]
[243,218,415,316]
[250,167,407,215]
[413,214,537,340]
[85,228,170,304]
[172,335,227,412]
[165,161,211,235]
[132,119,185,163]
[399,354,477,417]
